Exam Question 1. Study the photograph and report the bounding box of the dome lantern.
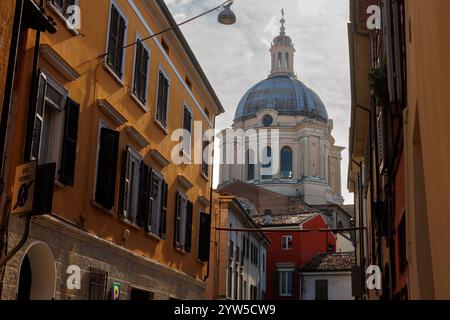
[270,9,296,78]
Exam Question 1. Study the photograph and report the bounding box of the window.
[229,240,234,259]
[250,285,258,300]
[262,253,266,272]
[132,39,150,105]
[52,0,76,18]
[88,268,108,300]
[250,243,259,265]
[280,146,293,179]
[135,164,167,237]
[95,125,120,210]
[243,281,247,300]
[182,105,192,156]
[262,114,273,127]
[106,2,127,79]
[315,280,328,300]
[30,71,80,186]
[246,149,255,181]
[201,139,209,178]
[173,192,193,252]
[198,212,212,262]
[156,69,170,127]
[234,268,239,299]
[121,146,141,222]
[239,274,243,300]
[129,288,155,300]
[261,146,272,180]
[227,265,233,298]
[281,235,293,250]
[236,245,240,263]
[278,270,294,296]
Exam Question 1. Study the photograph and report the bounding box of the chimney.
[264,209,272,225]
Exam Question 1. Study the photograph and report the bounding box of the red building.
[254,213,336,300]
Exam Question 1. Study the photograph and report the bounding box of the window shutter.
[107,6,119,70]
[198,212,211,262]
[173,192,181,248]
[147,168,155,231]
[120,146,131,217]
[185,201,193,253]
[159,181,168,239]
[116,17,126,77]
[137,162,150,228]
[274,271,280,296]
[31,72,47,161]
[133,42,142,96]
[139,48,149,103]
[95,127,119,210]
[291,271,296,296]
[60,98,80,186]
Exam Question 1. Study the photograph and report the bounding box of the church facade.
[219,15,344,206]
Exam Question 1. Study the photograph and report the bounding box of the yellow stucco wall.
[0,0,16,115]
[404,0,450,300]
[6,0,221,287]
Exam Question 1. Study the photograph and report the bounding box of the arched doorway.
[17,241,56,300]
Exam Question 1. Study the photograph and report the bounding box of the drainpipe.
[203,116,216,284]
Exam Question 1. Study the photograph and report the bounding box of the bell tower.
[269,9,296,78]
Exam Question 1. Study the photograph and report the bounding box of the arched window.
[280,147,293,179]
[246,149,255,181]
[285,52,289,69]
[277,53,282,68]
[262,146,272,180]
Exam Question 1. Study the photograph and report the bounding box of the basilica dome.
[233,75,329,123]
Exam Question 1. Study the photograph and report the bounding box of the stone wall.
[1,215,206,300]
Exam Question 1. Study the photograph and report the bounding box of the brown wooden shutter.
[159,180,168,239]
[95,127,119,210]
[198,212,211,262]
[185,201,193,252]
[140,48,149,103]
[60,97,80,186]
[31,72,47,161]
[173,192,181,248]
[137,162,150,228]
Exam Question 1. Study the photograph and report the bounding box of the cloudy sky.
[165,0,353,204]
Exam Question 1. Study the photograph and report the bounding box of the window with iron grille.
[156,70,170,127]
[106,2,127,79]
[132,40,150,105]
[88,268,108,300]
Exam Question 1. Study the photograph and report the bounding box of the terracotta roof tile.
[301,253,355,272]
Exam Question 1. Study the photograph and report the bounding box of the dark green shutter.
[116,16,126,77]
[60,98,80,186]
[159,181,168,239]
[137,162,150,228]
[173,192,181,248]
[30,72,47,161]
[133,42,142,96]
[95,127,119,210]
[198,212,211,262]
[107,6,118,70]
[185,201,193,253]
[120,146,131,218]
[147,168,155,231]
[274,271,280,296]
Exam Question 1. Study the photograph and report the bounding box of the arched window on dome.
[262,146,272,180]
[281,147,293,179]
[277,53,282,68]
[285,52,289,69]
[246,149,255,181]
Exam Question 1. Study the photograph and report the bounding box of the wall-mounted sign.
[11,161,37,215]
[111,282,121,301]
